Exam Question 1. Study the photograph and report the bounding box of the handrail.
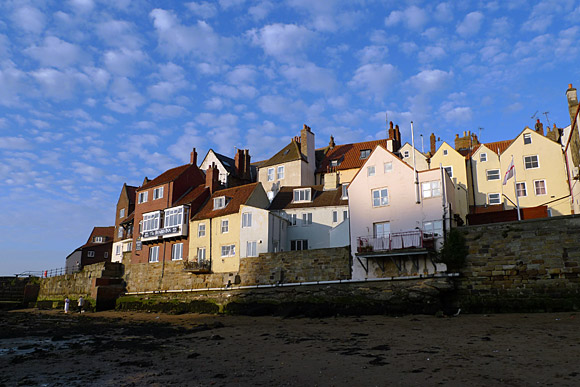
[357,230,435,253]
[16,266,80,278]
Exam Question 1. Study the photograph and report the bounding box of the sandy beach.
[1,309,579,386]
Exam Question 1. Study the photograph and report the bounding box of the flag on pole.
[503,157,515,185]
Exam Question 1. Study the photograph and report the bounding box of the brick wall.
[456,215,580,312]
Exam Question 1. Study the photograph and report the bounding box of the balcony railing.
[356,230,437,254]
[183,259,211,273]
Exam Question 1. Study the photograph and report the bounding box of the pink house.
[348,145,456,279]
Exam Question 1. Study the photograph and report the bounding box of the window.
[242,212,252,228]
[403,150,410,158]
[372,188,389,207]
[524,155,539,169]
[104,252,109,259]
[423,220,443,238]
[171,243,183,261]
[422,181,441,198]
[138,191,148,203]
[288,213,297,226]
[384,162,393,173]
[142,212,161,232]
[341,184,348,199]
[443,166,453,178]
[374,222,390,237]
[486,169,500,181]
[277,166,284,180]
[87,250,95,257]
[443,149,448,156]
[523,133,532,144]
[267,168,274,181]
[94,236,104,242]
[516,182,527,197]
[488,193,501,205]
[343,210,348,220]
[330,160,339,167]
[534,180,547,195]
[332,211,338,223]
[246,241,257,257]
[367,166,376,176]
[164,207,184,227]
[149,246,159,263]
[153,187,164,200]
[221,219,229,233]
[214,196,226,209]
[117,227,123,238]
[115,245,121,255]
[119,208,125,218]
[360,149,371,159]
[197,247,206,262]
[221,244,235,257]
[291,240,308,250]
[198,223,206,237]
[480,153,487,162]
[302,212,313,226]
[293,188,311,202]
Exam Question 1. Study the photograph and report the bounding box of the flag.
[503,157,515,185]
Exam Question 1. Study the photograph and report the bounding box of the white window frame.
[524,155,539,169]
[443,149,448,156]
[115,244,122,255]
[142,211,161,232]
[516,182,527,197]
[486,169,500,181]
[293,188,311,202]
[373,222,390,238]
[94,236,104,242]
[267,167,274,181]
[242,212,252,228]
[119,208,125,218]
[367,165,376,177]
[171,243,183,261]
[198,223,206,237]
[153,186,164,200]
[372,188,389,207]
[421,181,441,199]
[214,196,226,210]
[523,133,532,145]
[488,193,501,205]
[149,246,159,263]
[197,247,206,262]
[221,244,235,257]
[330,160,339,167]
[87,250,95,257]
[277,166,284,180]
[332,210,338,223]
[246,241,257,257]
[288,213,297,226]
[221,219,229,233]
[164,206,184,228]
[384,162,393,173]
[343,210,348,220]
[290,240,308,250]
[423,220,443,238]
[341,184,348,199]
[302,212,313,226]
[360,149,371,159]
[138,191,148,204]
[443,166,453,178]
[403,150,410,158]
[117,226,123,238]
[480,153,487,162]
[534,180,547,196]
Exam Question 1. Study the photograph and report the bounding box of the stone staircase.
[0,277,39,309]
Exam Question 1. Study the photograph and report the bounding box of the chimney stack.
[234,148,244,178]
[190,148,197,165]
[567,83,578,125]
[430,133,436,155]
[329,135,335,149]
[206,162,220,194]
[388,121,394,140]
[535,119,544,136]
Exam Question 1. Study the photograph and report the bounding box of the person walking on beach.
[78,296,84,313]
[64,297,70,313]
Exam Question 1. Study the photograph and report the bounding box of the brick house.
[66,226,114,271]
[112,183,137,263]
[199,148,256,188]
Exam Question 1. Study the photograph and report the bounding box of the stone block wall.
[38,262,107,300]
[456,215,580,312]
[239,246,351,285]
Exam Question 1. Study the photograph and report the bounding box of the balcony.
[356,230,437,255]
[183,259,211,273]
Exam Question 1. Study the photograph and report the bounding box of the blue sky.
[1,0,579,275]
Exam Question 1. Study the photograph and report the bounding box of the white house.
[348,145,455,280]
[239,205,288,257]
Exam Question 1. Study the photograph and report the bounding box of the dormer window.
[330,160,338,167]
[293,188,311,202]
[94,236,104,243]
[214,196,227,210]
[360,149,371,159]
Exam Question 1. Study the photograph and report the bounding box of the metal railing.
[183,259,211,272]
[16,266,80,278]
[357,230,432,253]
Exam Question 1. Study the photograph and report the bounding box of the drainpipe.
[411,121,420,204]
[440,163,448,244]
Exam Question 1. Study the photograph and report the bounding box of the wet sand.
[1,309,579,386]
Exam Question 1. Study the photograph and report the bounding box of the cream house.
[348,145,455,280]
[188,183,271,273]
[469,140,513,209]
[399,142,430,171]
[563,84,580,214]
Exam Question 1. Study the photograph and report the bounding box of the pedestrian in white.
[77,296,84,313]
[64,297,70,314]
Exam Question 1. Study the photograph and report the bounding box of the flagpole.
[511,155,521,220]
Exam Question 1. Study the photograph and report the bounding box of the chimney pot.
[190,148,197,165]
[569,83,573,89]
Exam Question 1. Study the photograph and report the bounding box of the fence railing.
[183,259,211,273]
[16,266,80,278]
[357,230,438,253]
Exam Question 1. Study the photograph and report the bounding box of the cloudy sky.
[1,0,579,275]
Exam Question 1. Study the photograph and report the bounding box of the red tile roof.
[317,139,388,173]
[138,164,196,191]
[193,183,259,220]
[82,226,115,248]
[269,185,347,210]
[463,139,514,159]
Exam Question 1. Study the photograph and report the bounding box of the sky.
[1,0,580,275]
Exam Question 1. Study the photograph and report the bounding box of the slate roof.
[138,164,196,191]
[193,183,259,220]
[259,141,305,168]
[125,185,137,203]
[268,185,348,210]
[316,139,388,173]
[82,226,115,248]
[211,150,258,181]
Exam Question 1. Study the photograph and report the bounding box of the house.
[131,148,209,264]
[348,145,455,280]
[112,183,137,263]
[188,182,272,273]
[199,148,256,188]
[66,226,115,271]
[269,176,349,251]
[563,84,580,214]
[399,142,430,171]
[257,124,316,201]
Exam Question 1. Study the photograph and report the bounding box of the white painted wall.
[239,205,287,257]
[200,150,230,186]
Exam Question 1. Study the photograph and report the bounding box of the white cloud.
[12,6,46,34]
[408,69,453,93]
[104,77,145,113]
[434,3,453,22]
[196,113,238,128]
[456,12,484,37]
[210,83,258,99]
[348,63,399,98]
[68,0,95,13]
[186,2,218,18]
[418,46,447,63]
[82,66,111,90]
[24,36,84,69]
[357,45,388,64]
[104,48,147,77]
[31,68,87,100]
[440,101,473,123]
[0,136,32,150]
[167,122,208,163]
[248,1,274,21]
[96,20,143,49]
[257,95,308,120]
[219,0,246,9]
[147,103,187,118]
[0,66,28,107]
[248,23,316,63]
[204,97,225,110]
[226,65,258,85]
[280,63,337,93]
[385,6,428,31]
[72,161,104,182]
